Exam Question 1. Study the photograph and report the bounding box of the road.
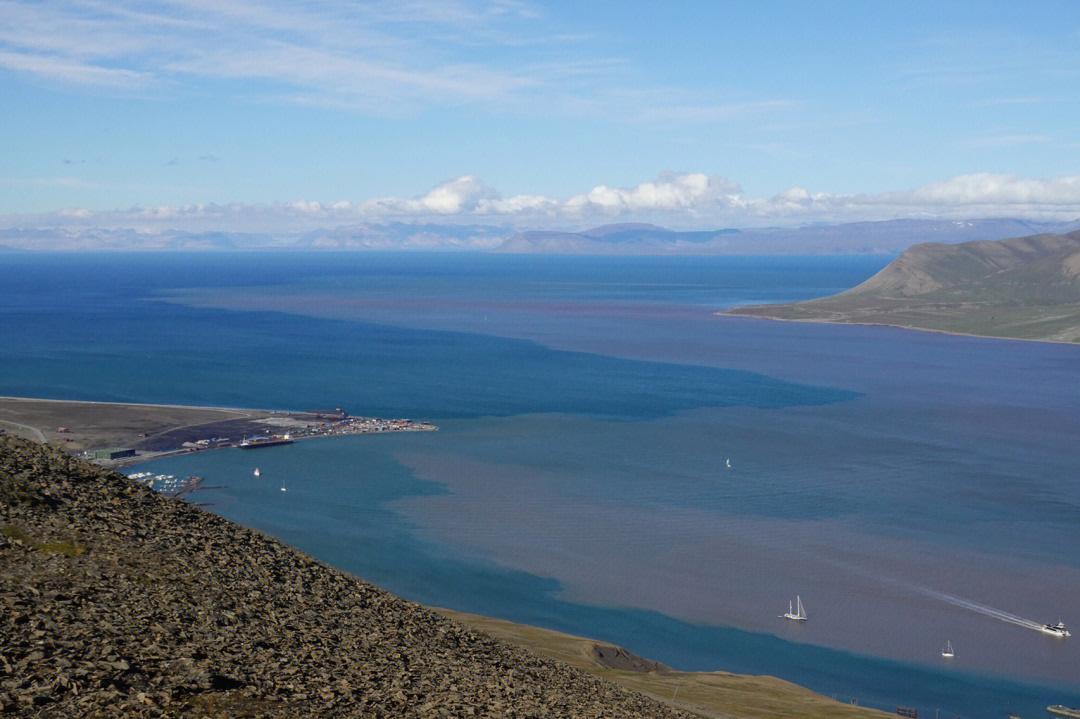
[0,418,46,443]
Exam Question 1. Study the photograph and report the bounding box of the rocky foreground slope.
[726,230,1080,342]
[0,434,694,718]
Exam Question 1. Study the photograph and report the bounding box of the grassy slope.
[441,611,891,719]
[725,231,1080,342]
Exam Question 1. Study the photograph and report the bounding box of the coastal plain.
[0,396,271,454]
[0,396,434,468]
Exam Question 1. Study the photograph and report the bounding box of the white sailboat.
[781,595,807,621]
[253,467,260,478]
[280,475,287,492]
[941,640,954,658]
[726,458,732,469]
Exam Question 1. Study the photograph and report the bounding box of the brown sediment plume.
[0,434,691,718]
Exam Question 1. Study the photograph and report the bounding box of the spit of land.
[0,396,436,468]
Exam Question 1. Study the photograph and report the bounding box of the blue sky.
[2,1,1079,229]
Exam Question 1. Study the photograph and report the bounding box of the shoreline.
[0,397,890,718]
[113,420,439,469]
[0,395,436,469]
[1,431,892,719]
[5,396,1075,716]
[715,310,1080,346]
[437,609,892,719]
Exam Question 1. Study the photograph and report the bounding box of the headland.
[723,230,1080,343]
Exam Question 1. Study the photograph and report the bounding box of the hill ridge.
[725,230,1080,342]
[842,230,1080,298]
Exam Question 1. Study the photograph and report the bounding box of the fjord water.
[3,252,1079,717]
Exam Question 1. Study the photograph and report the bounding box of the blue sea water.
[2,251,1079,718]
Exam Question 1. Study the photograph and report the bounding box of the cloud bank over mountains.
[4,172,1080,236]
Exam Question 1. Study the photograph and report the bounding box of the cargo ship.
[238,437,295,450]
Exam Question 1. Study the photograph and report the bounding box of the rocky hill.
[0,434,696,718]
[725,230,1080,342]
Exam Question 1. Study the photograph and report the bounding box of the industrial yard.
[0,396,436,468]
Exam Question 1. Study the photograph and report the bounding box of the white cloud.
[363,175,500,215]
[5,173,1080,233]
[970,96,1057,107]
[0,175,104,189]
[965,134,1053,148]
[0,1,562,109]
[0,49,149,87]
[564,173,741,217]
[0,1,793,121]
[864,173,1080,209]
[634,100,796,125]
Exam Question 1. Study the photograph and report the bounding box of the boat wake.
[914,587,1046,633]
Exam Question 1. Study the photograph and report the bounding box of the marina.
[126,471,204,496]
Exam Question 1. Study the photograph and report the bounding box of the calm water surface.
[3,252,1078,718]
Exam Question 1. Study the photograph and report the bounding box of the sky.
[2,0,1080,231]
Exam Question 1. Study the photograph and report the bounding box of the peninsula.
[0,396,435,468]
[723,230,1080,343]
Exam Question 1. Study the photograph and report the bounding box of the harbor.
[0,396,436,469]
[105,411,438,466]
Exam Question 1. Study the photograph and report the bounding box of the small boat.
[726,458,732,469]
[941,640,954,658]
[253,467,260,478]
[781,595,807,621]
[1041,621,1070,638]
[280,475,287,492]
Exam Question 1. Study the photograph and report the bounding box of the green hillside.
[725,230,1080,342]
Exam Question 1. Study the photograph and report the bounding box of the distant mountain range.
[726,229,1080,343]
[3,217,1079,254]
